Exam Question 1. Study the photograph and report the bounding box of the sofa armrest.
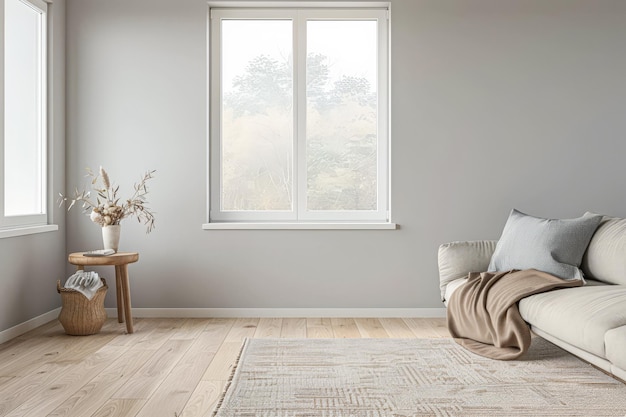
[438,240,498,301]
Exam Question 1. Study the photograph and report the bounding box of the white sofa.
[438,215,626,382]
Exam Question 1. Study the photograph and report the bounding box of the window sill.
[0,224,59,239]
[202,222,397,230]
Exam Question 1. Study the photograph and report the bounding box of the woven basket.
[57,278,108,336]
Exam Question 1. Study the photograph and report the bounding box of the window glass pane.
[4,0,45,216]
[221,19,293,211]
[306,20,378,211]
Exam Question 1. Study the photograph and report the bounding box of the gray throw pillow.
[487,209,602,281]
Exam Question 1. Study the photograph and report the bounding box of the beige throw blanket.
[447,269,582,360]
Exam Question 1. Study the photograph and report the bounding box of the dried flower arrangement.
[59,166,156,233]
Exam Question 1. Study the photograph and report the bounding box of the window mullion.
[295,11,308,220]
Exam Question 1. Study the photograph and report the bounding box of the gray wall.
[64,0,626,311]
[0,0,65,333]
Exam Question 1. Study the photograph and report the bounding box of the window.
[208,4,389,225]
[0,0,48,230]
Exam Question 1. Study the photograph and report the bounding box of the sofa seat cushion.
[443,277,468,305]
[519,285,626,358]
[605,326,626,371]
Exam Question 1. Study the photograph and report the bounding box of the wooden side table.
[68,252,139,334]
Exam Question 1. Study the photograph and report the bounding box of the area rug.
[213,337,626,417]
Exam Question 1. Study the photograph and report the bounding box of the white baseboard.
[104,307,447,318]
[0,308,61,345]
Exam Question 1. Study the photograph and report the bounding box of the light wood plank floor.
[0,317,449,417]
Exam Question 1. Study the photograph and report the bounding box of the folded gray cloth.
[64,271,103,300]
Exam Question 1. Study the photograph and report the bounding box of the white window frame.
[207,2,391,227]
[0,0,51,233]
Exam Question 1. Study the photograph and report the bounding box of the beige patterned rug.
[213,337,626,417]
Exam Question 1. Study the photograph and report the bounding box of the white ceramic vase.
[102,225,121,252]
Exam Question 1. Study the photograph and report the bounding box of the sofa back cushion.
[581,214,626,285]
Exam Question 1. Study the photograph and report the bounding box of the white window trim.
[0,0,57,237]
[208,1,390,8]
[207,2,392,228]
[0,224,58,239]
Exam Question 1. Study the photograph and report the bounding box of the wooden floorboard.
[280,318,306,338]
[354,318,389,338]
[306,318,333,338]
[331,318,360,339]
[0,317,447,417]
